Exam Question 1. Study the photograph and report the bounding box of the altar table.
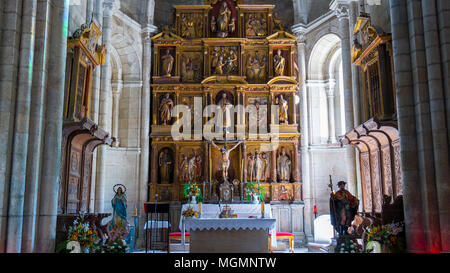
[179,204,277,250]
[184,218,276,253]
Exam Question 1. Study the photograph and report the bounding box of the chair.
[269,232,294,253]
[168,232,190,253]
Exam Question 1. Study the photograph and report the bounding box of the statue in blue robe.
[111,187,128,231]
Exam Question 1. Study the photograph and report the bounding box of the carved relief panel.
[370,151,383,213]
[360,152,373,213]
[245,49,268,83]
[209,46,240,76]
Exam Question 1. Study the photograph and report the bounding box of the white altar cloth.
[179,204,277,247]
[184,218,276,232]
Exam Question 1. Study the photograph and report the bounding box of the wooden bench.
[168,232,190,253]
[269,232,294,253]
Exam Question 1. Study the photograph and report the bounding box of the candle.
[198,202,202,218]
[134,207,137,216]
[314,205,317,214]
[261,202,265,218]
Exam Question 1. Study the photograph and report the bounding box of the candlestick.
[261,202,265,218]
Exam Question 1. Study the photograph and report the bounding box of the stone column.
[22,0,51,253]
[389,0,423,252]
[331,1,357,195]
[437,0,450,251]
[95,0,116,213]
[292,28,312,242]
[292,0,309,25]
[349,1,361,126]
[6,0,37,253]
[35,0,69,253]
[90,0,103,124]
[421,0,449,252]
[138,1,157,246]
[326,80,337,144]
[0,0,23,252]
[86,0,94,23]
[111,80,122,147]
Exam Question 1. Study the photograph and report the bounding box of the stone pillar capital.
[103,0,119,17]
[330,0,350,21]
[291,24,307,43]
[142,24,158,41]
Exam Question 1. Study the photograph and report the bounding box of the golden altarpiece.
[57,21,113,244]
[149,0,302,206]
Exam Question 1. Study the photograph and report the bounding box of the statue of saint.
[161,49,174,77]
[159,149,173,184]
[211,16,217,33]
[214,55,225,75]
[255,152,264,182]
[216,1,232,37]
[277,147,291,182]
[273,49,286,76]
[262,153,270,182]
[330,181,360,235]
[211,140,242,181]
[179,155,190,183]
[276,95,289,124]
[217,92,233,128]
[195,155,202,181]
[111,186,128,231]
[247,154,255,182]
[159,93,173,125]
[188,156,197,182]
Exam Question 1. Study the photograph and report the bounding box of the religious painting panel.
[209,46,240,76]
[271,183,294,202]
[209,0,238,38]
[245,49,268,83]
[158,147,175,184]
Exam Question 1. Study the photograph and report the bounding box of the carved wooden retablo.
[149,0,302,204]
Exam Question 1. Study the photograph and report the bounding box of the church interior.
[0,0,448,254]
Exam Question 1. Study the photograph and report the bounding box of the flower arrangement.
[182,206,199,218]
[102,226,129,253]
[365,222,404,253]
[245,182,265,201]
[334,237,363,253]
[183,183,201,197]
[56,215,102,253]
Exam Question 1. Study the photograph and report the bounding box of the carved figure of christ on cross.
[211,140,242,181]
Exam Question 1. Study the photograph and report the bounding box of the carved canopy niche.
[352,14,396,123]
